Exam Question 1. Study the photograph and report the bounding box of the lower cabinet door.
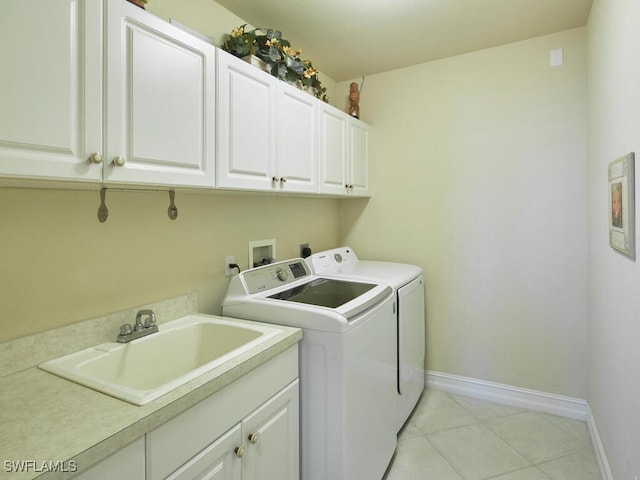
[242,380,299,480]
[73,437,145,480]
[166,424,242,480]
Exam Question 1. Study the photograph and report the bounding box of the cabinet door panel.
[166,425,242,480]
[217,50,276,190]
[74,437,145,480]
[348,118,371,196]
[276,83,317,193]
[105,1,215,187]
[243,380,299,480]
[0,0,102,182]
[317,103,348,195]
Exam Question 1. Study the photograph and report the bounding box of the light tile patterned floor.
[384,390,601,480]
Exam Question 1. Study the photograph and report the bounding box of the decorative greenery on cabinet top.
[222,25,328,102]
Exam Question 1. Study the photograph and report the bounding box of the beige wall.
[0,188,339,342]
[337,28,589,398]
[587,0,640,477]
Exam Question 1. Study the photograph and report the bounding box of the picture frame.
[608,152,635,259]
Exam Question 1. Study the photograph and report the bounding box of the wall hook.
[97,188,109,223]
[168,191,178,220]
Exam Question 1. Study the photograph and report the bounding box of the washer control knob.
[275,268,288,281]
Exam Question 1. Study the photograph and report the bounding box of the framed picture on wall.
[608,152,635,259]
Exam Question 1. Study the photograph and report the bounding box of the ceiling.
[215,0,593,81]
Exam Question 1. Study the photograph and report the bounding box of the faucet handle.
[120,324,133,336]
[144,313,157,328]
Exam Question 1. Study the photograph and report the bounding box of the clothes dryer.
[306,247,425,431]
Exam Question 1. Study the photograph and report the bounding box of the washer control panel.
[242,258,312,294]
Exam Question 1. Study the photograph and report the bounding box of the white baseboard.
[425,370,588,420]
[586,404,613,480]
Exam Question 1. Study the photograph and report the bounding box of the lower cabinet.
[147,346,299,480]
[163,381,299,480]
[73,345,298,480]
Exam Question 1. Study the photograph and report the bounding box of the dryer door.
[397,275,426,430]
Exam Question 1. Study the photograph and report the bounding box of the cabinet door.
[276,83,317,193]
[317,102,348,195]
[348,117,371,196]
[105,0,215,187]
[0,0,102,183]
[73,437,145,480]
[217,50,277,191]
[243,380,299,480]
[166,424,242,480]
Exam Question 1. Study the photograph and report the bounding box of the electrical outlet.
[224,255,236,277]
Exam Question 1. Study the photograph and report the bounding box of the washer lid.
[268,278,376,308]
[266,277,390,320]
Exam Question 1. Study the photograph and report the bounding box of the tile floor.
[383,390,601,480]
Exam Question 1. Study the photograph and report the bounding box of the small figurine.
[127,0,148,9]
[348,82,360,119]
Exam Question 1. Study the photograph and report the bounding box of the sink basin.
[39,314,281,405]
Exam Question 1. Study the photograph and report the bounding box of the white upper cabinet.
[275,82,317,193]
[217,51,317,193]
[0,0,103,182]
[318,102,371,197]
[347,116,371,196]
[217,50,277,191]
[0,0,215,188]
[317,102,348,195]
[0,1,369,196]
[105,0,215,187]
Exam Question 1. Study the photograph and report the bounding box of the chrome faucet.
[117,310,159,343]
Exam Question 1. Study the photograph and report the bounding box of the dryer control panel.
[241,258,312,294]
[306,247,359,273]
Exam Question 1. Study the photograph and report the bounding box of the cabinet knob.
[272,176,280,183]
[112,156,126,167]
[248,432,260,445]
[280,177,287,184]
[234,446,245,458]
[89,152,103,164]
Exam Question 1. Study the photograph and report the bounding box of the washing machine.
[222,258,397,480]
[306,246,425,431]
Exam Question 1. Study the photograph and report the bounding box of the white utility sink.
[39,314,281,405]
